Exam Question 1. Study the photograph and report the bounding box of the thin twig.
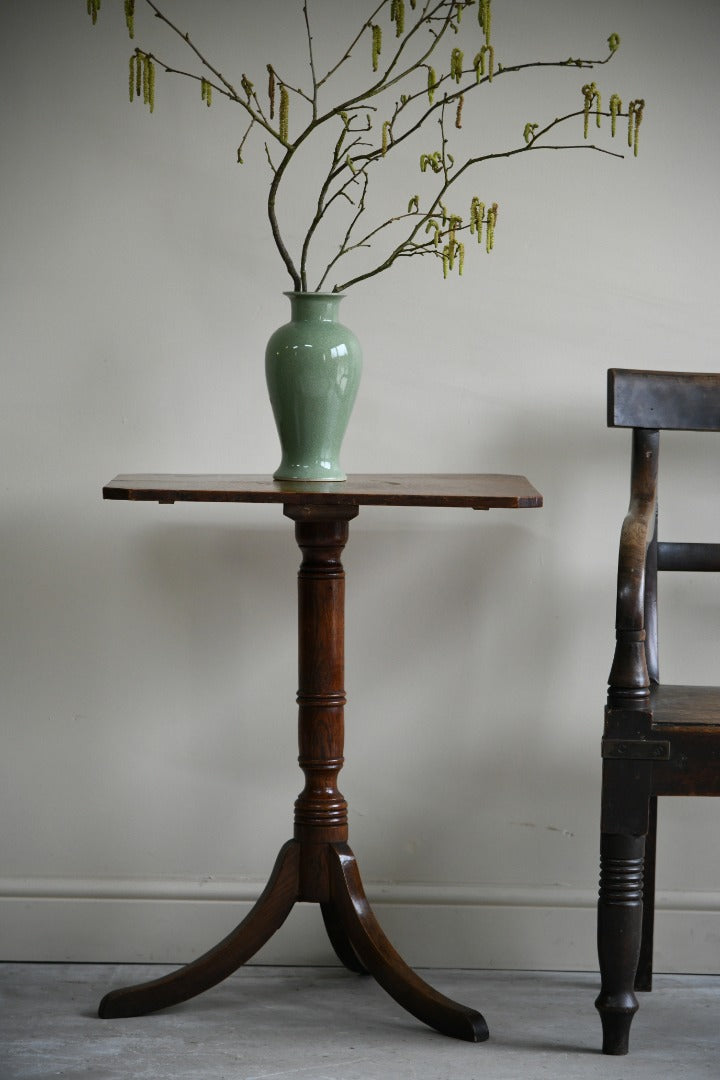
[316,0,391,89]
[303,1,319,120]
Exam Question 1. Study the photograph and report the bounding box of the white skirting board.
[2,878,720,972]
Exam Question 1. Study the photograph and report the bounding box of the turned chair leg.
[635,797,657,993]
[595,832,645,1055]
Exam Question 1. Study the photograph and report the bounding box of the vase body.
[265,292,362,482]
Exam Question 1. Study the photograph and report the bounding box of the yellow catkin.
[279,85,289,143]
[458,242,465,275]
[124,0,135,39]
[470,198,485,243]
[129,54,135,102]
[427,67,436,104]
[382,121,391,156]
[474,45,494,82]
[145,55,155,113]
[628,99,645,156]
[582,83,599,139]
[87,0,101,26]
[407,195,419,213]
[420,152,442,173]
[391,0,405,37]
[426,219,441,246]
[451,48,464,84]
[486,203,498,252]
[609,94,622,137]
[455,95,464,129]
[201,78,212,107]
[479,0,491,45]
[372,24,382,72]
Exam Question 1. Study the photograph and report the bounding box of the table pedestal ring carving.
[98,474,543,1041]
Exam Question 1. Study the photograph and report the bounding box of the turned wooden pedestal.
[98,474,542,1041]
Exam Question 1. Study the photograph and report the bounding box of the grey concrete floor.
[1,963,718,1079]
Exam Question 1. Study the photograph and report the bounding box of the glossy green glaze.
[265,292,362,482]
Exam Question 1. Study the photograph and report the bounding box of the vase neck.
[286,291,343,323]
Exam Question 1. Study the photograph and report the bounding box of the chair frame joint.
[601,738,670,761]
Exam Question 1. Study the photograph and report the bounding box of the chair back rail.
[657,542,720,572]
[608,368,720,431]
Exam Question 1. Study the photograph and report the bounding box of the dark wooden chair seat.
[596,368,720,1055]
[649,686,720,796]
[652,684,720,727]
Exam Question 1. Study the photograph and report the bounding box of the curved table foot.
[98,839,300,1019]
[321,901,369,975]
[327,843,488,1042]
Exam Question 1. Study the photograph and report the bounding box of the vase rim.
[283,290,345,300]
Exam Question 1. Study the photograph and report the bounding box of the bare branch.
[331,106,633,292]
[316,172,371,291]
[88,1,642,292]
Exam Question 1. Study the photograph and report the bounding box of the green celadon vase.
[265,291,362,482]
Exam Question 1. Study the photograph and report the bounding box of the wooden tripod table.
[99,474,542,1041]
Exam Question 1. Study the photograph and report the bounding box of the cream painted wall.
[2,0,720,972]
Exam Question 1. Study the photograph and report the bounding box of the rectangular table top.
[103,474,542,510]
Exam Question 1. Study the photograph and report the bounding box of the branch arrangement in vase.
[87,0,644,293]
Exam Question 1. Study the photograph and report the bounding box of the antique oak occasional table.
[99,473,542,1042]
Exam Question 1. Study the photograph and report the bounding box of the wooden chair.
[596,368,720,1055]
